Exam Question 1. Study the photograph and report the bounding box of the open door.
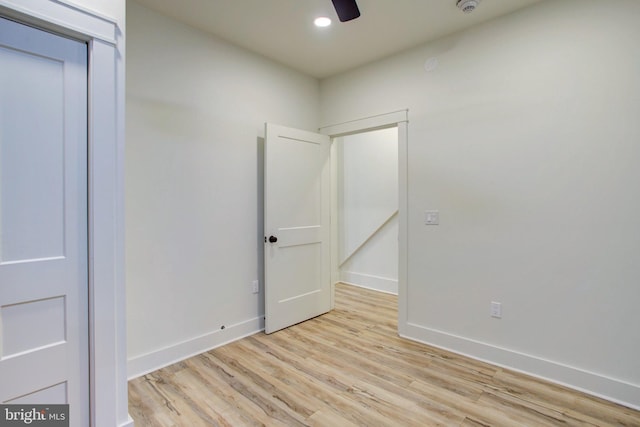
[264,123,331,334]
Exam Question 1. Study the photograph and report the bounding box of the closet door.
[0,16,89,425]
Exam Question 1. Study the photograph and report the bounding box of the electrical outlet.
[490,301,502,318]
[252,280,259,294]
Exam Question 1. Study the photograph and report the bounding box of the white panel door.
[264,123,331,334]
[0,17,88,424]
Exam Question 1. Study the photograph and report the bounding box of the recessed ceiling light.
[314,17,332,27]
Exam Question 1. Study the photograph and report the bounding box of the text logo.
[0,405,68,427]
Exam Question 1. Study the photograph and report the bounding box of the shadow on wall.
[256,136,265,315]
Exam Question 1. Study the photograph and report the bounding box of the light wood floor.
[129,283,640,426]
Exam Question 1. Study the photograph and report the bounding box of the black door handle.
[268,235,278,243]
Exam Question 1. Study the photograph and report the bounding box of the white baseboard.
[127,316,264,380]
[402,322,640,411]
[119,415,135,427]
[340,271,398,295]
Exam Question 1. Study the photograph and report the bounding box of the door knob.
[268,235,278,243]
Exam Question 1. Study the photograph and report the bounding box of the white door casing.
[0,16,89,425]
[264,123,331,334]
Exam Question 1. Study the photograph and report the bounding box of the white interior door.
[264,123,331,334]
[0,17,89,424]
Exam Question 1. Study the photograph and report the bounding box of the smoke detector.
[457,0,481,13]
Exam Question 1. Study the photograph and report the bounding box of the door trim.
[319,110,408,329]
[320,110,408,137]
[0,2,129,426]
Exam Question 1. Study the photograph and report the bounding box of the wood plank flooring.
[129,283,640,426]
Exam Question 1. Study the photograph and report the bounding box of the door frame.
[0,2,129,426]
[319,110,408,332]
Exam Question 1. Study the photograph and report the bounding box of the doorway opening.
[321,110,408,329]
[335,127,399,295]
[262,110,408,334]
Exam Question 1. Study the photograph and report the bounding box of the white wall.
[321,0,640,408]
[126,1,319,377]
[338,128,398,294]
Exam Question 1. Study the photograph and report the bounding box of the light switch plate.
[490,301,502,318]
[425,210,439,225]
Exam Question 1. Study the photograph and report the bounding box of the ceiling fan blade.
[331,0,361,22]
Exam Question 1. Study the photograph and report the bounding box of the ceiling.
[133,0,544,79]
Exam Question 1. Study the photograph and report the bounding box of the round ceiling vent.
[456,0,481,13]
